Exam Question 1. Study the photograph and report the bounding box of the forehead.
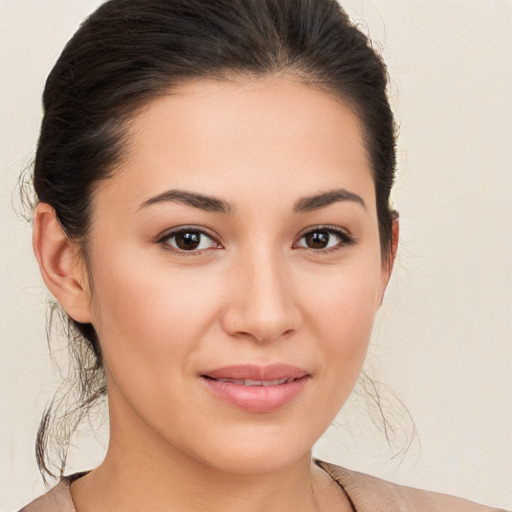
[97,76,375,214]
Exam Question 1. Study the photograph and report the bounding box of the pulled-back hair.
[33,0,397,481]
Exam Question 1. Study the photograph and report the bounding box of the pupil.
[306,231,329,249]
[176,232,200,250]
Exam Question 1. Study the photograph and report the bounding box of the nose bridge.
[222,243,299,343]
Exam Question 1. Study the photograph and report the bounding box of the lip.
[201,364,310,413]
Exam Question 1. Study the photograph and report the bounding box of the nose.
[220,248,301,344]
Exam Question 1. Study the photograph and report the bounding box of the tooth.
[216,378,294,387]
[244,379,263,386]
[212,376,303,386]
[217,378,245,385]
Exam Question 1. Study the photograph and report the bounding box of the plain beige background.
[1,0,511,510]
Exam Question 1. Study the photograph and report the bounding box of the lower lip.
[201,376,309,413]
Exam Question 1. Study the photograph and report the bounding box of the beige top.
[18,461,508,512]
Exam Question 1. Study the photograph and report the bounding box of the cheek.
[87,247,223,381]
[300,259,382,378]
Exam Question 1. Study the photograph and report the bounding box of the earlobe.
[32,203,93,323]
[388,217,399,273]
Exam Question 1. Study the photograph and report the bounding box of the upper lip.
[202,364,310,381]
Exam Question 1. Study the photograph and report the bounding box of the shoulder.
[316,460,508,512]
[17,473,85,512]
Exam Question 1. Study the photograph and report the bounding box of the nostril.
[219,286,301,343]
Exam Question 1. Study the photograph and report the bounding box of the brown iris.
[175,231,201,250]
[304,230,331,249]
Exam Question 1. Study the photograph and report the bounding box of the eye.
[294,227,354,251]
[160,227,220,253]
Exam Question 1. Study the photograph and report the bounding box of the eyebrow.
[138,187,365,215]
[293,188,366,213]
[138,190,233,214]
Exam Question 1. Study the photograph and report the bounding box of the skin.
[33,75,397,512]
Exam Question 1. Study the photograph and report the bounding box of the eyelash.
[157,225,355,256]
[158,226,222,256]
[294,225,356,254]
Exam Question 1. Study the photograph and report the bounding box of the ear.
[379,216,399,303]
[32,202,93,323]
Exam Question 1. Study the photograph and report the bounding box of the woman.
[15,0,506,510]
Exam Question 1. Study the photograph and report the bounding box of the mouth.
[200,364,310,413]
[203,376,300,387]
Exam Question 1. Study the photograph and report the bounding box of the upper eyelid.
[158,225,221,243]
[296,224,352,238]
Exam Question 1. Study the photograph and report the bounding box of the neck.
[103,454,319,511]
[72,443,321,512]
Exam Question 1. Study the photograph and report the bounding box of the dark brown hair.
[33,0,398,481]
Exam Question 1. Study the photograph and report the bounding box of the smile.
[201,364,310,413]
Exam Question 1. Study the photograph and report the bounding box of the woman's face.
[82,76,393,474]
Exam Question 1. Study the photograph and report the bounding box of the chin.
[203,446,310,476]
[181,423,318,476]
